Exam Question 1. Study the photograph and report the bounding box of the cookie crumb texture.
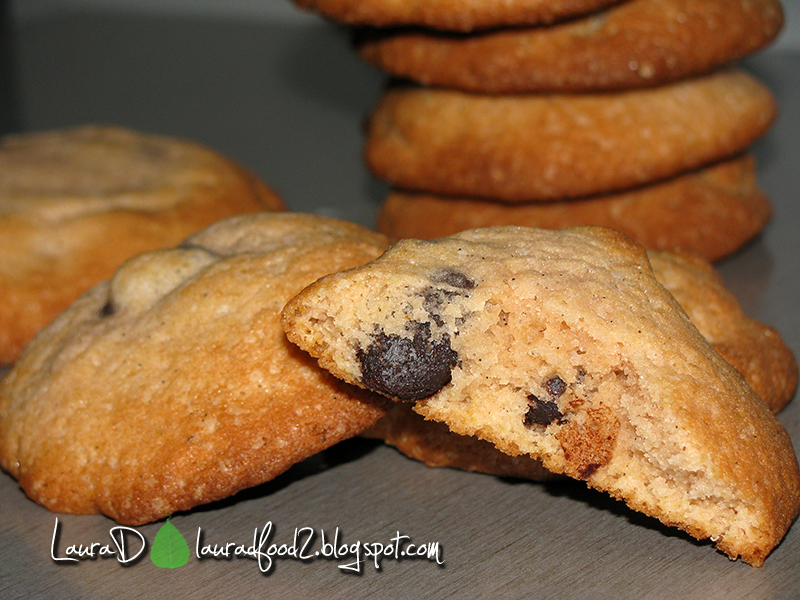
[282,226,800,566]
[363,402,561,481]
[0,213,389,525]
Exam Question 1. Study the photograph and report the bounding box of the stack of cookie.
[294,0,785,262]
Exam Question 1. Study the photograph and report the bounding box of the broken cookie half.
[282,225,800,566]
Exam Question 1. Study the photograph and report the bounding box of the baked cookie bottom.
[293,0,624,32]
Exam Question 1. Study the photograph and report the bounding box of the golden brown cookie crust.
[0,125,284,365]
[0,213,389,525]
[282,225,800,566]
[356,0,784,93]
[365,70,776,202]
[293,0,624,32]
[377,154,772,262]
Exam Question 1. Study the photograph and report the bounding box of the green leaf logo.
[150,517,191,569]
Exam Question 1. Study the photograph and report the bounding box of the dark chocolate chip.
[422,287,447,327]
[524,394,563,427]
[430,268,475,290]
[545,376,566,398]
[357,321,458,401]
[579,463,601,479]
[419,270,475,327]
[100,300,117,317]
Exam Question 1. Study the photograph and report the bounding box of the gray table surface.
[2,9,799,599]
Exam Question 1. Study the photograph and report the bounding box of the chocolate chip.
[100,300,117,317]
[417,270,476,328]
[422,288,447,327]
[524,394,563,427]
[579,463,601,479]
[545,376,566,398]
[430,268,475,290]
[357,322,458,401]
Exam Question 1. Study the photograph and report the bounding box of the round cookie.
[0,213,390,525]
[365,69,776,202]
[377,154,772,262]
[356,0,784,93]
[282,225,800,567]
[292,0,624,32]
[0,125,284,365]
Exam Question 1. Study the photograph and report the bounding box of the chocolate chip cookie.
[377,154,771,262]
[356,0,784,93]
[0,125,284,365]
[365,69,775,202]
[282,225,800,566]
[0,213,389,525]
[364,247,797,482]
